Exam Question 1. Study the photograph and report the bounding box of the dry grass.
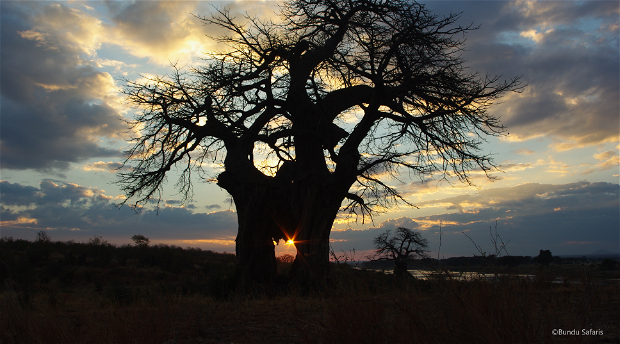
[2,265,618,344]
[315,268,619,344]
[1,237,618,344]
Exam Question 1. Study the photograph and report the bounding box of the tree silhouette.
[131,234,150,247]
[534,249,553,266]
[35,231,51,243]
[117,0,522,287]
[371,227,429,277]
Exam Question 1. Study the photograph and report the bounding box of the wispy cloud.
[83,161,129,172]
[580,150,620,175]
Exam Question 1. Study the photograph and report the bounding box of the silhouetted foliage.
[0,236,238,300]
[35,231,51,243]
[131,234,150,247]
[533,249,553,266]
[1,235,619,343]
[370,227,429,277]
[117,0,522,287]
[276,254,296,275]
[600,258,619,271]
[495,255,531,267]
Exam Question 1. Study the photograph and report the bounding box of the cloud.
[580,150,620,175]
[1,180,238,245]
[369,217,420,232]
[513,148,535,155]
[83,161,128,172]
[416,181,617,212]
[331,181,619,256]
[330,217,423,253]
[18,3,104,56]
[0,181,41,206]
[103,1,279,65]
[103,1,212,65]
[495,3,619,148]
[498,162,532,173]
[425,1,619,150]
[0,1,284,174]
[406,181,619,255]
[1,2,126,171]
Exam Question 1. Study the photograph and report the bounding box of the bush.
[131,234,150,247]
[600,258,619,271]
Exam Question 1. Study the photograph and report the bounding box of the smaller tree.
[35,231,51,243]
[371,227,429,277]
[276,253,296,274]
[88,236,109,246]
[533,250,553,266]
[131,234,150,247]
[599,258,619,271]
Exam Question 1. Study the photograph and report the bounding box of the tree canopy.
[117,0,522,286]
[372,227,429,261]
[371,227,429,276]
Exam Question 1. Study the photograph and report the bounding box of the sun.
[285,239,295,245]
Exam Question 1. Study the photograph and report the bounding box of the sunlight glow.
[286,239,295,245]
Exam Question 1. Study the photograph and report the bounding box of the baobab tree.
[371,227,429,277]
[117,0,522,287]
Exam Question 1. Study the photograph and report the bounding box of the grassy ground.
[1,238,618,344]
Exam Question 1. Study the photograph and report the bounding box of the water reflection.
[373,269,619,284]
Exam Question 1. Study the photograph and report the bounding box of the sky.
[1,0,618,259]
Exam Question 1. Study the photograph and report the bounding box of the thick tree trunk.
[218,161,351,289]
[394,259,409,278]
[283,181,343,286]
[217,170,284,289]
[289,222,332,287]
[235,198,280,287]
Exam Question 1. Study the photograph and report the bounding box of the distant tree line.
[0,233,239,301]
[362,249,615,271]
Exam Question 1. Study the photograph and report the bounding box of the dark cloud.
[369,217,420,232]
[205,204,222,210]
[0,181,40,206]
[36,180,100,205]
[1,206,20,222]
[1,180,238,244]
[423,1,619,148]
[331,182,619,256]
[414,182,619,255]
[0,2,125,172]
[330,217,421,253]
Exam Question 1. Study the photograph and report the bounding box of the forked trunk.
[283,182,343,286]
[219,167,348,288]
[288,222,332,287]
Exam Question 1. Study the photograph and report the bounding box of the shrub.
[600,258,619,271]
[131,234,150,247]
